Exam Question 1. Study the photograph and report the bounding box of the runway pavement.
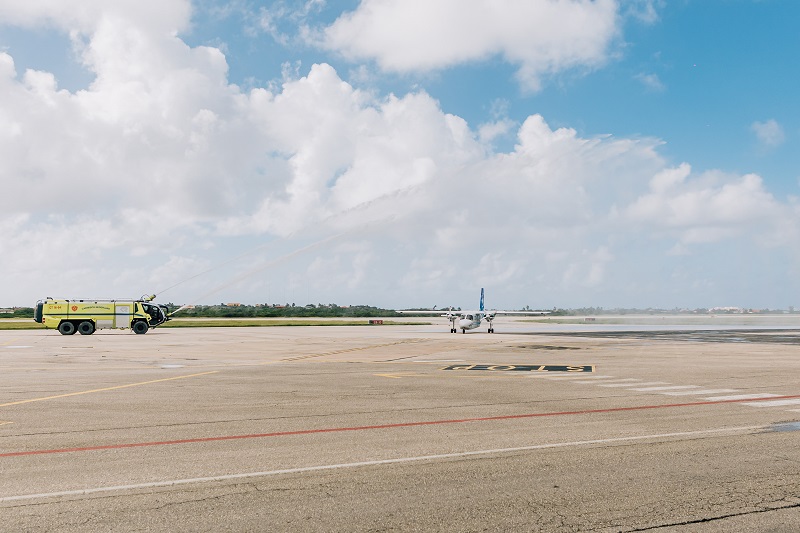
[1,320,799,531]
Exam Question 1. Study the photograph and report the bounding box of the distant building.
[225,303,242,307]
[708,307,743,313]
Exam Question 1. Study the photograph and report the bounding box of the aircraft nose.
[459,319,471,328]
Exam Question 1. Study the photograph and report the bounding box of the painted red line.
[3,394,798,458]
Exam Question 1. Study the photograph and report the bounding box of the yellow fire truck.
[34,296,169,335]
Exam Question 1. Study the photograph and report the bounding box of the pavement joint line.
[599,381,669,388]
[0,424,767,503]
[631,386,701,392]
[0,371,219,408]
[3,395,799,459]
[570,379,642,385]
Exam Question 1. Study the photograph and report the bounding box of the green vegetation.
[0,320,45,330]
[0,307,34,319]
[161,318,425,328]
[168,303,403,318]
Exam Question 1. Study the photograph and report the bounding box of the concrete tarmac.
[1,321,799,532]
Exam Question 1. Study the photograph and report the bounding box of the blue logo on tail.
[480,288,485,312]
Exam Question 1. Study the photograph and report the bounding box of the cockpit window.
[465,314,474,320]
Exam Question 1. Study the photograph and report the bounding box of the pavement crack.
[627,501,800,531]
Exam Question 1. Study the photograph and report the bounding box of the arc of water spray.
[157,191,404,315]
[169,231,349,315]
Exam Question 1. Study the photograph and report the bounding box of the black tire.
[58,321,76,335]
[78,321,95,335]
[132,321,149,334]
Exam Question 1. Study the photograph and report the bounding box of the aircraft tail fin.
[480,288,485,312]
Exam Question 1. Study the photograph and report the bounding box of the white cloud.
[1,0,799,309]
[623,0,662,24]
[635,72,665,92]
[317,0,620,91]
[625,166,785,245]
[0,0,191,35]
[751,119,785,148]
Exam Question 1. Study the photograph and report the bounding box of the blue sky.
[1,0,799,309]
[174,0,800,192]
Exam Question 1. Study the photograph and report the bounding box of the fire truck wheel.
[132,320,149,334]
[78,321,95,335]
[58,321,77,335]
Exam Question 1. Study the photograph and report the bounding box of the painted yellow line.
[271,340,425,364]
[0,371,219,408]
[0,338,19,346]
[0,420,13,426]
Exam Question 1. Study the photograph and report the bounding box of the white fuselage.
[458,312,483,331]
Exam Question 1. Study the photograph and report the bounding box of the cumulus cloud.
[1,0,798,309]
[316,0,620,91]
[751,119,785,149]
[0,0,191,35]
[625,165,785,245]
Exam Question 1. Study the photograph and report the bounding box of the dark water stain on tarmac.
[766,421,800,432]
[515,344,582,350]
[528,329,800,345]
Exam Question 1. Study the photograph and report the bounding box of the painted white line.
[598,381,667,388]
[661,389,738,396]
[631,386,701,392]
[0,425,765,503]
[741,399,800,408]
[703,393,781,401]
[4,346,32,349]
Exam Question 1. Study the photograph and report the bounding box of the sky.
[1,0,799,310]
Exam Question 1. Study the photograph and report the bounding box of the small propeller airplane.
[400,288,550,333]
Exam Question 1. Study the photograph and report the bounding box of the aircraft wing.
[397,310,460,315]
[495,310,551,315]
[486,310,551,316]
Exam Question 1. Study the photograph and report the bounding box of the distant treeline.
[0,307,34,318]
[169,304,403,318]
